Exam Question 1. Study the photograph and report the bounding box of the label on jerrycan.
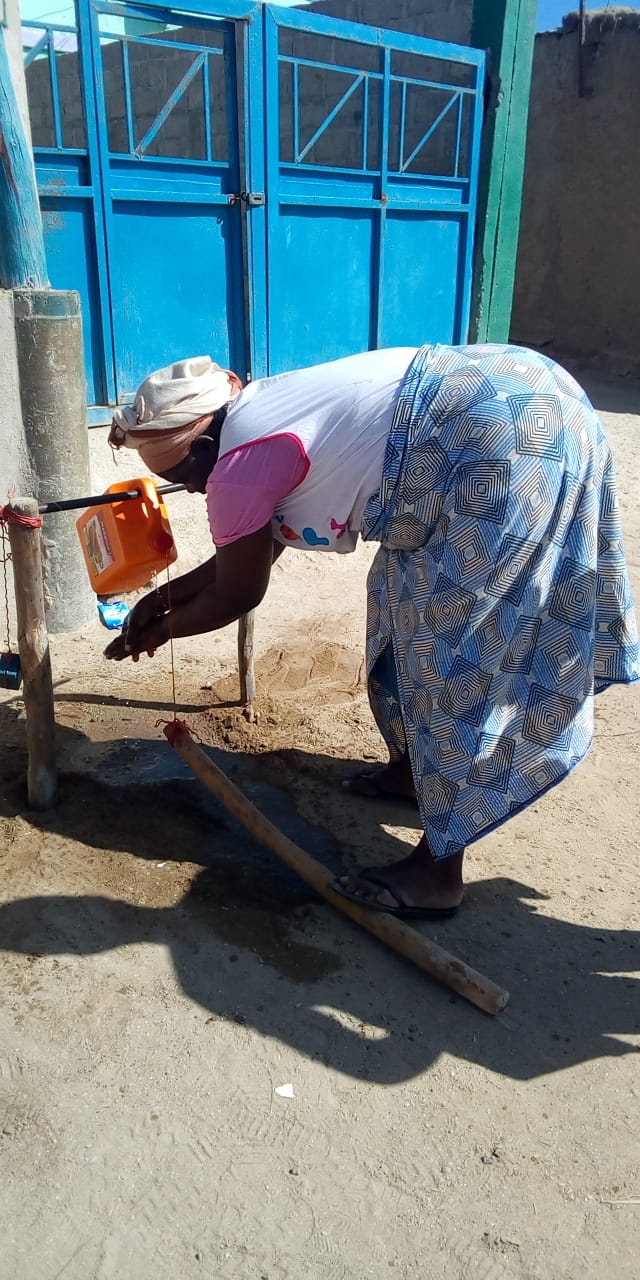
[83,512,115,576]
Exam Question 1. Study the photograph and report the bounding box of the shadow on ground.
[1,703,638,1086]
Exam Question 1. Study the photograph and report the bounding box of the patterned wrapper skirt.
[361,344,639,860]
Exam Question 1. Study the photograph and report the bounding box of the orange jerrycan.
[76,478,178,595]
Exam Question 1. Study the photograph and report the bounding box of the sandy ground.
[1,372,639,1280]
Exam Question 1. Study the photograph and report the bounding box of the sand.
[0,372,638,1280]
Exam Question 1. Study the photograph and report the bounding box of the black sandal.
[341,769,419,809]
[331,871,460,920]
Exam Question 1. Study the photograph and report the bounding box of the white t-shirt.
[213,347,417,552]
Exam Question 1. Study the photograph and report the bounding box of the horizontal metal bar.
[108,184,231,203]
[32,147,88,157]
[280,161,378,178]
[278,57,477,100]
[108,152,230,169]
[279,53,382,81]
[98,28,224,56]
[93,0,258,24]
[277,171,378,201]
[39,184,94,198]
[390,73,476,97]
[39,482,185,515]
[279,162,470,187]
[387,172,470,186]
[386,200,469,212]
[22,21,78,35]
[277,192,469,213]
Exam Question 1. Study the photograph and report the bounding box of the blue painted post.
[1,26,93,632]
[0,28,49,289]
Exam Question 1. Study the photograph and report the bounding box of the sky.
[21,0,304,20]
[537,0,640,29]
[20,0,640,39]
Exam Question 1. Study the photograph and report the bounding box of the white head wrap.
[108,356,238,473]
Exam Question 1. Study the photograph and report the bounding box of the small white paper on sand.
[274,1083,295,1099]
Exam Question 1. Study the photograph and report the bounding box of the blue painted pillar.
[0,29,48,289]
[1,28,93,631]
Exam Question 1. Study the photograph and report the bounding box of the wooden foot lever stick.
[6,498,57,809]
[237,610,256,705]
[164,722,509,1016]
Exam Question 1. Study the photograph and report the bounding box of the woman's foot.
[333,839,464,916]
[342,753,417,803]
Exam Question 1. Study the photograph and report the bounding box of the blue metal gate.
[22,0,484,418]
[259,7,484,374]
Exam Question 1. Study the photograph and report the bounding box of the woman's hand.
[121,588,165,652]
[104,524,275,659]
[104,613,169,662]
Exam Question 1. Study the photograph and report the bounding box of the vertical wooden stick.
[578,0,587,98]
[238,609,256,705]
[8,498,57,809]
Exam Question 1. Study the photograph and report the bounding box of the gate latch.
[228,191,265,208]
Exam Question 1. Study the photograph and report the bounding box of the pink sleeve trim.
[207,433,309,547]
[217,432,310,490]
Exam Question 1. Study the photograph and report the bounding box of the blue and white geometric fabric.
[361,344,639,860]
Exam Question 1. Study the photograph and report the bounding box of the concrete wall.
[304,0,471,45]
[24,1,475,171]
[511,9,640,375]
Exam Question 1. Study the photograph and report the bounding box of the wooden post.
[469,0,538,343]
[578,0,588,98]
[7,498,57,809]
[164,722,509,1016]
[238,610,256,705]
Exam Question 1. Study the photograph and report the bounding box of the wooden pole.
[578,0,587,98]
[164,722,509,1016]
[7,498,57,809]
[238,609,256,705]
[469,0,538,343]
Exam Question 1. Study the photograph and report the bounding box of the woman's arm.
[157,537,284,611]
[156,554,217,610]
[161,523,275,640]
[105,523,279,658]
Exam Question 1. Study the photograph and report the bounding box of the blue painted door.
[259,6,484,375]
[24,0,253,411]
[88,0,247,401]
[23,1,484,411]
[23,10,112,406]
